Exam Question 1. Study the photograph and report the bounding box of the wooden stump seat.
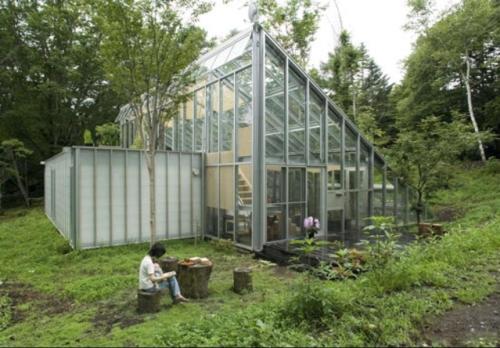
[137,290,162,314]
[418,223,446,237]
[233,267,253,294]
[178,261,213,299]
[159,257,179,273]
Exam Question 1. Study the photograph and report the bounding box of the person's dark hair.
[148,242,166,258]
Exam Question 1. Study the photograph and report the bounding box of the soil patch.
[92,299,145,334]
[434,205,464,222]
[421,284,500,346]
[0,281,73,323]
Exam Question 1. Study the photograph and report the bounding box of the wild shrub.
[360,216,401,269]
[278,276,356,327]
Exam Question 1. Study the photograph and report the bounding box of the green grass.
[0,160,499,346]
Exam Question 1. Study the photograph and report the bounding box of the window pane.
[345,191,358,241]
[385,171,395,217]
[345,126,358,190]
[208,83,219,164]
[328,108,341,162]
[307,168,321,220]
[288,168,305,202]
[206,167,219,237]
[309,89,324,163]
[289,203,305,238]
[220,76,235,163]
[288,68,306,163]
[236,67,252,161]
[374,157,384,216]
[265,44,285,162]
[360,142,370,191]
[220,166,234,239]
[236,164,252,246]
[194,89,205,152]
[327,209,343,240]
[165,118,174,151]
[184,96,194,151]
[267,205,286,241]
[396,180,406,225]
[266,165,285,203]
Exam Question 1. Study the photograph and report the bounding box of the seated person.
[139,242,188,303]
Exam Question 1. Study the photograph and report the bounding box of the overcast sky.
[198,0,460,84]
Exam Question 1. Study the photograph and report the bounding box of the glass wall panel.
[165,119,174,151]
[178,105,184,151]
[359,142,370,191]
[289,203,305,238]
[327,209,343,240]
[288,168,305,202]
[266,165,285,203]
[236,164,252,246]
[396,180,407,225]
[236,67,252,161]
[345,191,358,242]
[184,96,194,151]
[385,171,395,217]
[359,190,370,228]
[220,76,235,163]
[327,108,342,162]
[345,126,358,190]
[408,188,417,223]
[208,82,219,164]
[309,89,324,163]
[220,166,234,239]
[265,44,285,162]
[288,68,306,163]
[373,157,384,216]
[307,168,321,220]
[194,89,205,152]
[206,167,219,237]
[267,205,286,241]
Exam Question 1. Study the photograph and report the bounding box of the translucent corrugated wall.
[44,147,202,249]
[45,148,73,245]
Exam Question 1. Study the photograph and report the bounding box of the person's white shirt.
[139,255,155,290]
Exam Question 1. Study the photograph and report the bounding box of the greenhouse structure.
[117,24,419,252]
[45,24,420,251]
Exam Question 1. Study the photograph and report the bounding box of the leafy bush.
[360,216,401,269]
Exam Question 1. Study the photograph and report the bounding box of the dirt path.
[421,281,499,346]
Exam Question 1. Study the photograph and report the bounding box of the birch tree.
[99,0,208,244]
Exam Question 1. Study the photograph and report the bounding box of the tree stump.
[137,290,162,314]
[233,267,253,294]
[418,223,446,238]
[177,262,213,299]
[159,257,178,273]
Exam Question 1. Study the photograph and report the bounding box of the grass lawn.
[0,160,499,347]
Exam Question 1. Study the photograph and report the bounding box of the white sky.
[198,0,460,84]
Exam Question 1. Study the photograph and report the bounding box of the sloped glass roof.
[196,27,253,80]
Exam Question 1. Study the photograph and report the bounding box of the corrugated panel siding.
[44,149,72,244]
[44,147,202,249]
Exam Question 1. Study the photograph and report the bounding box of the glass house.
[117,24,417,251]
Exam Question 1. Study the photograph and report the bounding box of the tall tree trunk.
[464,54,486,162]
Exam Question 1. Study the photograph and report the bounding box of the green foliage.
[83,129,94,146]
[397,0,500,155]
[318,31,394,145]
[95,122,120,146]
[258,0,323,66]
[0,139,33,207]
[361,216,401,269]
[0,296,11,331]
[387,115,487,222]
